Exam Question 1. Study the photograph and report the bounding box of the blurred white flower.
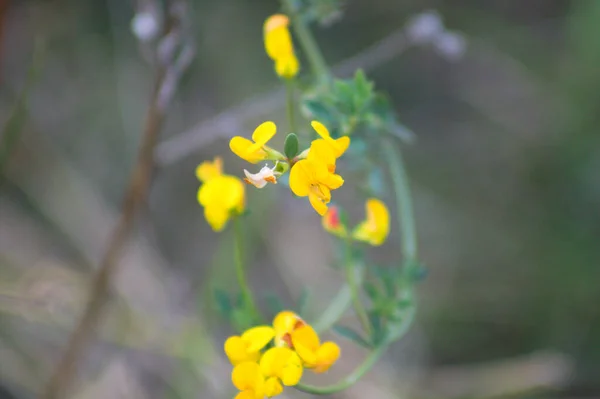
[405,11,444,44]
[131,11,160,42]
[434,31,467,61]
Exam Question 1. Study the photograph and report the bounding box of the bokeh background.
[1,0,600,398]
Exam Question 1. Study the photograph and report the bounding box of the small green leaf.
[284,133,299,159]
[333,325,372,348]
[363,281,379,301]
[368,311,386,345]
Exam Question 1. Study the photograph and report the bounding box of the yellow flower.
[260,347,303,396]
[224,326,275,366]
[290,324,340,373]
[321,205,348,238]
[289,157,344,216]
[273,311,305,347]
[196,159,245,232]
[264,14,299,79]
[232,361,265,399]
[311,120,350,159]
[195,156,223,182]
[230,121,280,164]
[352,198,390,246]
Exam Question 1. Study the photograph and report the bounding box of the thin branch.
[154,28,410,166]
[41,2,192,397]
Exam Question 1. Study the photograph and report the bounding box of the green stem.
[233,217,260,321]
[282,0,330,82]
[345,237,371,336]
[381,137,418,261]
[296,302,415,395]
[285,79,297,133]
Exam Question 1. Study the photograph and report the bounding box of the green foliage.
[332,325,372,348]
[284,132,299,159]
[301,70,413,141]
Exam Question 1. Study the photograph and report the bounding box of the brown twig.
[41,1,193,396]
[41,66,167,399]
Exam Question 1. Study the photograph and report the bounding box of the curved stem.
[282,0,330,82]
[345,238,371,336]
[296,302,415,395]
[381,137,418,261]
[285,79,297,133]
[233,217,260,321]
[312,282,352,334]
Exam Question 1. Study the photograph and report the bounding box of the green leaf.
[363,281,380,301]
[213,288,232,317]
[284,133,299,159]
[333,325,372,348]
[368,311,386,345]
[353,70,374,100]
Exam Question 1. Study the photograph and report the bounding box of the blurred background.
[1,0,600,398]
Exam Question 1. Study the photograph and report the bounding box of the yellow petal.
[203,205,229,232]
[291,325,320,366]
[311,121,331,139]
[264,377,283,397]
[234,390,258,399]
[314,341,340,373]
[232,362,264,393]
[281,352,303,386]
[308,192,328,216]
[334,136,350,157]
[242,326,275,352]
[352,198,390,246]
[307,139,336,170]
[319,172,344,190]
[275,54,299,79]
[251,121,277,146]
[198,175,245,231]
[195,157,222,182]
[273,311,303,336]
[289,160,312,197]
[224,336,250,365]
[265,26,294,60]
[230,136,265,164]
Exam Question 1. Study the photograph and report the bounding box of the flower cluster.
[322,198,391,246]
[225,311,340,398]
[229,120,349,216]
[263,14,299,79]
[195,157,245,231]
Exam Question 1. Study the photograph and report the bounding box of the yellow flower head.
[264,14,299,79]
[260,347,303,396]
[289,157,344,216]
[195,156,223,182]
[322,205,348,238]
[311,120,350,159]
[352,198,390,246]
[230,121,280,164]
[196,159,245,232]
[290,324,340,373]
[232,361,265,399]
[224,326,275,366]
